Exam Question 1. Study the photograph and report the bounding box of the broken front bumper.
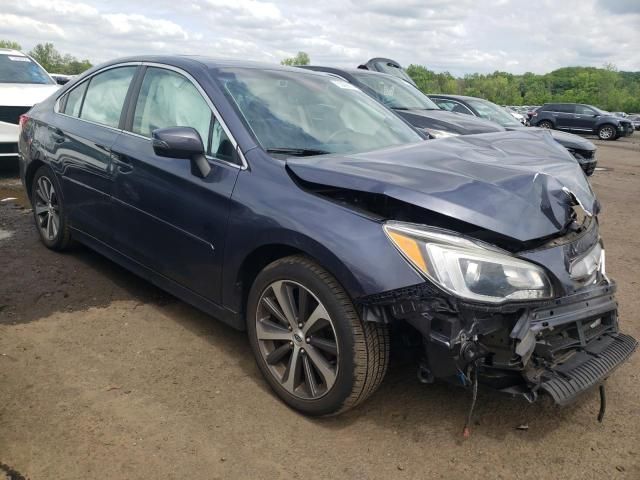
[361,281,637,404]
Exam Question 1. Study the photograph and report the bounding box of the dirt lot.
[1,136,639,480]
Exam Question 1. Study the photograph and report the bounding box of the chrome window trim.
[53,60,248,170]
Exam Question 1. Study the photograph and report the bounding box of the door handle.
[49,127,65,144]
[111,150,133,173]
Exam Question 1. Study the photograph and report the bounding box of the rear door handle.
[49,127,65,144]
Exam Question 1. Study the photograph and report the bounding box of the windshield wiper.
[266,147,331,157]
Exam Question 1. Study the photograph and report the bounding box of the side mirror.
[152,127,211,178]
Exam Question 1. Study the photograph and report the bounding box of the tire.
[538,120,553,129]
[246,255,389,416]
[30,165,72,250]
[597,124,617,141]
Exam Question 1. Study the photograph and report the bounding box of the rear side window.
[62,82,87,117]
[80,67,136,128]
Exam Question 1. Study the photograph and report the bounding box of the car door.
[53,65,138,241]
[551,104,575,130]
[109,65,241,303]
[573,105,598,132]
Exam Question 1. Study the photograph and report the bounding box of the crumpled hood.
[396,109,505,135]
[287,130,598,243]
[507,126,596,151]
[0,84,59,107]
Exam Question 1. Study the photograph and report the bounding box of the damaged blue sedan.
[18,57,636,425]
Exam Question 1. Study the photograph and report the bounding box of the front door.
[110,66,241,303]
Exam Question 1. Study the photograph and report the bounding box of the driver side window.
[575,105,595,115]
[132,67,233,161]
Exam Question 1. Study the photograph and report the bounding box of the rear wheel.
[538,120,553,129]
[597,124,617,141]
[31,166,72,250]
[247,255,389,416]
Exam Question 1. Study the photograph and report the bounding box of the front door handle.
[111,150,133,173]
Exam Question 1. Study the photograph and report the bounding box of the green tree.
[0,40,22,50]
[28,42,92,75]
[281,51,310,66]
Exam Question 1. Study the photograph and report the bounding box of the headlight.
[422,128,460,139]
[384,221,553,303]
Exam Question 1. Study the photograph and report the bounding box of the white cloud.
[0,0,638,74]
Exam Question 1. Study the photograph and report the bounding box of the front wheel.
[538,120,553,129]
[247,255,389,416]
[598,124,617,141]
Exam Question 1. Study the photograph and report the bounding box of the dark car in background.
[356,57,417,87]
[301,66,504,138]
[627,114,640,131]
[529,103,634,140]
[430,94,599,175]
[18,56,636,421]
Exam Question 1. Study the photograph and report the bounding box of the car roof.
[302,65,405,81]
[98,55,326,74]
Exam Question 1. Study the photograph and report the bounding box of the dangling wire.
[462,360,479,438]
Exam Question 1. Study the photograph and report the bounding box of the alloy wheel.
[255,280,339,400]
[599,126,614,140]
[34,176,60,241]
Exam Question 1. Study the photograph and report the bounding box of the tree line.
[406,64,640,113]
[3,40,638,112]
[0,40,92,75]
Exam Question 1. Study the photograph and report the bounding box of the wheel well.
[24,159,45,199]
[237,244,304,313]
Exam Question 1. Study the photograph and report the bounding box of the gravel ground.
[0,136,639,480]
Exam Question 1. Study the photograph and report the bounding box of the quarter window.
[80,67,136,128]
[62,82,87,117]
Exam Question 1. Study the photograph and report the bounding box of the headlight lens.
[384,222,553,303]
[422,128,460,139]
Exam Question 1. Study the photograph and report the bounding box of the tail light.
[19,114,29,130]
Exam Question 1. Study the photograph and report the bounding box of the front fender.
[221,150,423,313]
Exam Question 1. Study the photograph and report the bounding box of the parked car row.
[17,55,637,422]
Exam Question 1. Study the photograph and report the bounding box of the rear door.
[109,65,241,303]
[53,65,138,241]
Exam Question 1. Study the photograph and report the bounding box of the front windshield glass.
[0,54,54,84]
[351,72,439,110]
[467,99,521,127]
[216,68,422,156]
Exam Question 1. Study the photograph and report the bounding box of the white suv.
[0,49,59,168]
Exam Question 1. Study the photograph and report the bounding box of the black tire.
[247,255,389,416]
[538,120,554,129]
[597,124,617,141]
[31,165,72,250]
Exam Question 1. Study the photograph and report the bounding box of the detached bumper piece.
[539,332,637,405]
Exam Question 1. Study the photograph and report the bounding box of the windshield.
[351,72,439,110]
[216,68,422,156]
[0,55,54,84]
[372,61,416,85]
[467,99,521,127]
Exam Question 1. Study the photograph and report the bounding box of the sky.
[1,0,639,75]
